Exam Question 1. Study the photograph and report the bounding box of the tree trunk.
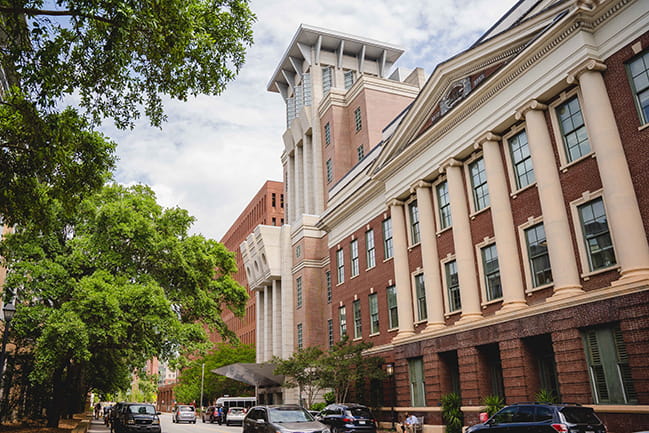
[46,365,66,427]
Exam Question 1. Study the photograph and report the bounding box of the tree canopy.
[0,184,249,425]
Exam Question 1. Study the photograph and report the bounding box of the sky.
[101,0,518,241]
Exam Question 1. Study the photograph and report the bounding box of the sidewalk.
[87,418,110,433]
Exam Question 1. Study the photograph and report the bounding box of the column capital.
[515,99,548,120]
[474,131,502,147]
[439,157,463,173]
[387,198,404,208]
[567,58,607,84]
[410,180,432,193]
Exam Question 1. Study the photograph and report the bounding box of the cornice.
[318,177,384,233]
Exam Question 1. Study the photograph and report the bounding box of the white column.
[295,144,304,218]
[311,125,325,214]
[287,155,296,223]
[412,181,445,330]
[478,133,527,312]
[280,228,294,358]
[255,290,263,363]
[516,101,583,299]
[568,59,649,283]
[443,160,482,322]
[389,199,415,339]
[272,279,282,357]
[303,135,314,214]
[263,285,272,362]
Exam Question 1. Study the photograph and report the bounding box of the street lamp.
[0,302,16,413]
[200,363,205,411]
[385,363,395,431]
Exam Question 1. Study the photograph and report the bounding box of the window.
[445,260,461,312]
[414,273,427,321]
[366,229,376,268]
[354,107,362,131]
[369,293,379,334]
[295,245,301,258]
[437,181,452,229]
[509,130,535,189]
[328,319,334,348]
[386,285,398,329]
[469,157,490,211]
[280,194,284,208]
[322,66,332,95]
[326,271,332,303]
[481,244,502,301]
[627,50,649,124]
[353,300,362,339]
[525,224,553,287]
[303,73,312,106]
[344,70,355,89]
[336,249,345,283]
[350,240,359,277]
[339,306,347,337]
[296,276,303,308]
[326,159,333,183]
[383,218,393,259]
[583,324,636,404]
[557,96,591,162]
[357,145,364,161]
[272,193,276,207]
[324,122,331,146]
[297,323,303,350]
[408,357,426,407]
[578,198,616,271]
[408,200,421,245]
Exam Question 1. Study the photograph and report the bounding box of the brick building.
[240,1,649,431]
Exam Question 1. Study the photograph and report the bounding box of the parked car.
[202,406,222,424]
[317,403,377,433]
[226,407,247,426]
[466,402,607,433]
[112,403,161,433]
[172,404,197,424]
[243,405,330,433]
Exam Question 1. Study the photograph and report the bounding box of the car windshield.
[561,407,601,424]
[178,406,194,412]
[269,408,314,423]
[348,407,372,419]
[229,408,244,414]
[128,405,156,415]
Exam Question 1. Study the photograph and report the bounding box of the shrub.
[481,395,504,417]
[323,391,335,405]
[534,389,559,404]
[440,393,463,433]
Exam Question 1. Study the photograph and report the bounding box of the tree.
[272,346,324,408]
[0,0,255,229]
[174,343,255,406]
[319,336,385,403]
[0,184,248,426]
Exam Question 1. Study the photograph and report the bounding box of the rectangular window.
[383,218,393,259]
[324,122,331,146]
[272,193,276,207]
[445,260,461,312]
[354,107,362,131]
[369,293,379,335]
[469,157,490,211]
[336,249,345,283]
[297,323,303,350]
[322,66,332,96]
[303,73,312,106]
[386,285,398,329]
[326,271,332,303]
[339,306,347,337]
[296,276,303,308]
[557,96,591,162]
[414,273,427,322]
[509,130,535,189]
[628,50,649,124]
[583,325,637,404]
[579,198,616,271]
[366,229,376,268]
[326,159,333,183]
[357,145,364,161]
[350,240,359,277]
[353,299,362,339]
[286,96,296,127]
[328,319,334,348]
[437,181,452,229]
[408,200,421,244]
[481,244,502,301]
[525,223,553,287]
[408,357,426,407]
[344,70,355,89]
[295,84,303,115]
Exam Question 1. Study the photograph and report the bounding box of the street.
[160,413,243,433]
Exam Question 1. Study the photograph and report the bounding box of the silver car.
[225,407,247,426]
[243,405,330,433]
[172,405,197,424]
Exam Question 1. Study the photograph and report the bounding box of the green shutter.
[585,330,609,402]
[613,327,637,403]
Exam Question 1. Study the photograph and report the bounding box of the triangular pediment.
[370,0,572,176]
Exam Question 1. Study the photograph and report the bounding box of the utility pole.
[200,363,205,410]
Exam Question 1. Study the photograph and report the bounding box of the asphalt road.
[160,413,243,433]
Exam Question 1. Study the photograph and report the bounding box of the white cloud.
[103,0,516,241]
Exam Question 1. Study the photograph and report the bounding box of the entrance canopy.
[213,363,284,387]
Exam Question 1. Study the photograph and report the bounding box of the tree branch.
[0,6,115,25]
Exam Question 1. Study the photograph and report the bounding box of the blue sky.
[102,0,517,241]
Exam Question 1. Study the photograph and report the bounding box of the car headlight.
[152,419,160,425]
[127,420,135,424]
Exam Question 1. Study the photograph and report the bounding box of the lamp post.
[200,363,205,411]
[385,363,395,431]
[0,302,16,417]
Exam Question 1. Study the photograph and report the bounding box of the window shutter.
[585,330,609,402]
[613,327,637,403]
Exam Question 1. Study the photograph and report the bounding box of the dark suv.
[112,403,161,433]
[317,403,377,433]
[467,403,606,433]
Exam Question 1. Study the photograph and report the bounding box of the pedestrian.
[94,402,102,420]
[404,413,418,433]
[217,406,224,425]
[400,413,408,433]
